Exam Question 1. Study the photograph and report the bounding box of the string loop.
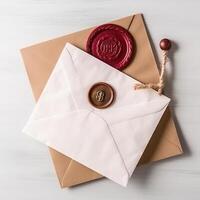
[134,47,169,95]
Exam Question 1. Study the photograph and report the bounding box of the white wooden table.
[0,0,199,199]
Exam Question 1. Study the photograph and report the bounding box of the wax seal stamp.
[86,24,135,70]
[88,82,115,109]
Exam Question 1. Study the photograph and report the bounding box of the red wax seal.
[86,24,135,70]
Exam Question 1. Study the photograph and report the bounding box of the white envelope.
[23,43,170,187]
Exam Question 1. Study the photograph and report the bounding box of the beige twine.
[134,50,168,95]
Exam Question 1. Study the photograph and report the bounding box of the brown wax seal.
[86,24,135,70]
[88,82,115,109]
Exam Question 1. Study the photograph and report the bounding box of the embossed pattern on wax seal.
[88,82,115,109]
[86,24,135,70]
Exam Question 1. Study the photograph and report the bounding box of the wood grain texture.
[0,0,199,199]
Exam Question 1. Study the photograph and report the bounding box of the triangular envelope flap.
[26,48,77,121]
[23,110,129,186]
[62,161,102,187]
[63,43,170,123]
[110,104,168,175]
[48,148,72,186]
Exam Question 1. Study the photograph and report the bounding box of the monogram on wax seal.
[86,24,135,70]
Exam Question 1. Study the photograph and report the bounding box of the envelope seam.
[90,110,131,177]
[165,137,183,153]
[127,15,135,30]
[61,49,89,111]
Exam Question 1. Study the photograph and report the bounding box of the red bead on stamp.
[86,24,135,70]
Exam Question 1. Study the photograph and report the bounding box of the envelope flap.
[49,148,72,185]
[139,107,183,164]
[24,109,130,186]
[62,43,170,123]
[62,160,102,187]
[111,104,168,175]
[49,144,103,187]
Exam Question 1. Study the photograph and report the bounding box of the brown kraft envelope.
[21,13,183,187]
